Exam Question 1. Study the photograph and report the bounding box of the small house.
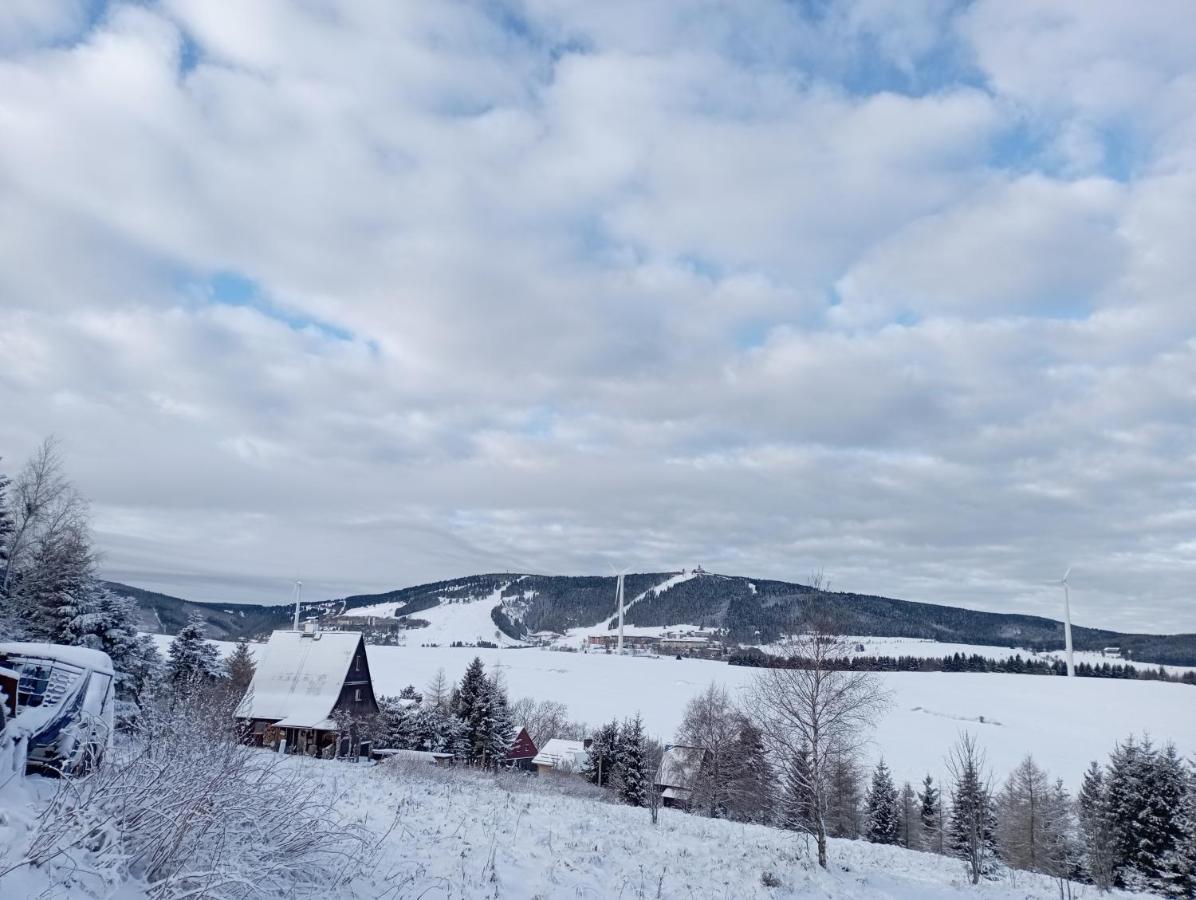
[504,726,538,770]
[236,628,378,757]
[532,738,588,776]
[655,744,709,808]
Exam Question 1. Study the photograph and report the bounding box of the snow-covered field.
[171,635,1196,791]
[363,645,1196,790]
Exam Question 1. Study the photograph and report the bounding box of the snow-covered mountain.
[332,570,1196,665]
[110,570,1196,665]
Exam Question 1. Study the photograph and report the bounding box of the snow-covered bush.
[1,687,384,899]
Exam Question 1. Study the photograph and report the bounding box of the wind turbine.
[291,579,303,630]
[1055,567,1075,678]
[612,568,629,654]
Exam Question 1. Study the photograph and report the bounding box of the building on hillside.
[655,744,709,809]
[587,634,660,651]
[532,738,589,776]
[235,627,378,757]
[325,614,404,632]
[659,637,711,655]
[1101,646,1122,658]
[504,726,538,771]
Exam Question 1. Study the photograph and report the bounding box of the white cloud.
[0,1,1194,631]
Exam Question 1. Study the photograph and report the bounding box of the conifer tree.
[1078,760,1116,891]
[615,713,649,807]
[582,720,621,787]
[480,675,515,768]
[727,718,772,823]
[898,782,921,849]
[947,733,997,884]
[919,774,942,853]
[1160,761,1196,900]
[781,745,816,833]
[826,754,863,839]
[225,639,256,695]
[453,657,490,764]
[865,758,900,844]
[167,612,221,689]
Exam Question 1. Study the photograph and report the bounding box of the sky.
[0,1,1194,632]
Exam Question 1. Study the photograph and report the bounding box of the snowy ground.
[168,635,1196,791]
[1,752,1152,899]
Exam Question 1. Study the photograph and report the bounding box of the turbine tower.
[616,572,626,654]
[1056,567,1075,678]
[291,579,303,630]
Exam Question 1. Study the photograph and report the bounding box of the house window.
[355,688,362,702]
[355,655,361,672]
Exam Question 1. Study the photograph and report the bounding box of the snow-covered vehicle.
[0,642,115,777]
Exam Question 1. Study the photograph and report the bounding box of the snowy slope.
[2,751,1154,899]
[353,583,526,647]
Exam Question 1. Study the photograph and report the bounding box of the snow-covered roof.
[531,738,587,769]
[235,630,365,728]
[656,745,706,790]
[0,642,114,676]
[381,748,452,764]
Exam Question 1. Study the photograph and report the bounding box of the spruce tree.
[224,639,256,694]
[167,612,221,689]
[865,758,900,844]
[1078,760,1116,890]
[616,714,649,807]
[898,782,920,849]
[947,733,996,884]
[481,675,515,767]
[1160,761,1196,900]
[727,718,772,823]
[919,774,942,853]
[453,657,490,763]
[582,720,621,787]
[781,745,816,833]
[826,754,863,839]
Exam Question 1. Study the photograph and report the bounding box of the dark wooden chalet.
[235,628,378,757]
[504,726,538,770]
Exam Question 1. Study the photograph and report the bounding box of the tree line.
[730,649,1196,687]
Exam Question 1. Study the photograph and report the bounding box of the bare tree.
[510,697,571,747]
[675,682,742,818]
[744,604,890,868]
[2,437,72,594]
[946,731,996,884]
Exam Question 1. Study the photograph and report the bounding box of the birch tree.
[744,609,889,868]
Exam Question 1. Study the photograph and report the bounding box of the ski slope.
[352,584,525,647]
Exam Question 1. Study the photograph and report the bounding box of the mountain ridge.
[105,571,1196,666]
